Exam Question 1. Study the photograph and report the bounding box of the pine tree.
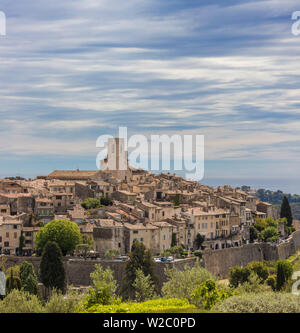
[280,196,293,227]
[40,241,66,293]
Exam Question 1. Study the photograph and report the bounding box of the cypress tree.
[280,196,293,227]
[6,269,22,293]
[122,241,158,298]
[40,241,66,293]
[171,233,177,247]
[18,231,25,256]
[20,261,39,295]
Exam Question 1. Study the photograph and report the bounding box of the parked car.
[115,256,129,262]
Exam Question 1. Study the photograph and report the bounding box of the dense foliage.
[40,241,66,292]
[191,279,232,310]
[82,298,196,313]
[36,219,82,255]
[20,261,39,295]
[214,292,300,313]
[162,264,214,299]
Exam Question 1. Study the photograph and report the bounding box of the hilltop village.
[0,138,281,257]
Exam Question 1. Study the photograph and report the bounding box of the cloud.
[0,0,300,180]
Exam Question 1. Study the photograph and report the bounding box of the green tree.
[100,195,113,206]
[261,226,279,243]
[132,269,156,302]
[171,233,177,247]
[36,219,82,256]
[123,241,157,298]
[191,279,231,310]
[246,261,269,282]
[6,269,22,294]
[85,264,118,307]
[18,231,25,256]
[249,226,258,243]
[75,235,94,260]
[162,264,214,299]
[40,241,66,293]
[195,233,205,250]
[173,194,180,207]
[276,260,293,291]
[280,196,293,227]
[81,197,101,210]
[229,266,251,288]
[20,261,39,295]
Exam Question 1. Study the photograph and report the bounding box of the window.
[6,232,9,238]
[133,230,138,234]
[4,242,9,247]
[140,238,144,242]
[14,232,17,239]
[0,236,2,242]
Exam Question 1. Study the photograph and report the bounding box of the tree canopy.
[36,219,82,256]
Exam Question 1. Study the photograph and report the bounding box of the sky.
[0,0,300,192]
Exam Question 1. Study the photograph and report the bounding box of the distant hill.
[241,186,300,221]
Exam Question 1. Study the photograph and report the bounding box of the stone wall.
[3,229,300,284]
[2,255,196,292]
[202,229,300,277]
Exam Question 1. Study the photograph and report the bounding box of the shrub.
[214,292,300,313]
[104,249,120,259]
[44,289,82,313]
[191,279,232,310]
[246,261,269,282]
[229,266,251,288]
[82,298,196,313]
[261,227,279,243]
[235,273,269,294]
[0,289,44,313]
[162,264,214,299]
[266,275,276,291]
[161,246,184,258]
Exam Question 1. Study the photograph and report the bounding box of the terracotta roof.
[124,222,158,230]
[47,170,98,179]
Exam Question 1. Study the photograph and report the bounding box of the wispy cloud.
[0,0,300,180]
